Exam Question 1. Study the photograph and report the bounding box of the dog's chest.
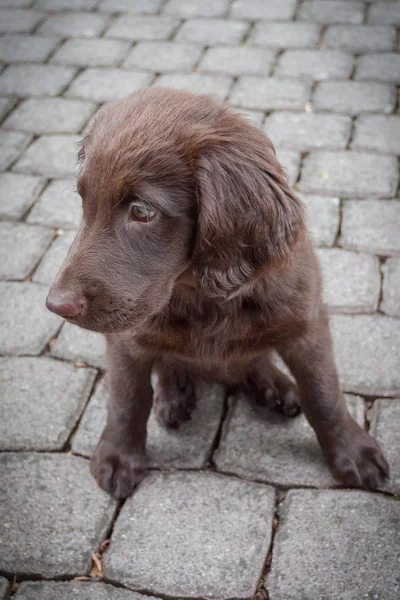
[137,304,305,362]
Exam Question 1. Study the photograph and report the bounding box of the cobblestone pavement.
[0,1,400,599]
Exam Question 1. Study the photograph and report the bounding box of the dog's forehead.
[77,140,194,225]
[90,94,175,141]
[78,106,199,203]
[86,87,228,152]
[77,139,128,224]
[82,106,178,177]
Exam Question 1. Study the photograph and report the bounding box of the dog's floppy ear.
[192,126,305,300]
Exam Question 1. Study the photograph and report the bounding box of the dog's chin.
[64,314,138,335]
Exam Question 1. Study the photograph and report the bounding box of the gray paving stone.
[106,15,179,41]
[275,50,353,80]
[368,1,400,25]
[356,53,400,83]
[298,0,364,24]
[298,194,340,247]
[52,38,130,68]
[124,42,202,72]
[371,398,400,495]
[100,0,162,12]
[317,248,380,313]
[66,68,153,103]
[72,377,225,469]
[199,46,275,76]
[104,471,274,598]
[0,357,96,451]
[249,21,320,49]
[0,172,45,220]
[0,64,76,97]
[331,313,400,395]
[36,0,99,8]
[230,76,311,110]
[51,322,106,369]
[175,18,248,45]
[275,149,300,185]
[0,282,60,355]
[0,34,59,63]
[0,222,53,281]
[28,179,81,228]
[0,453,116,578]
[299,152,398,198]
[38,12,109,38]
[381,258,400,317]
[233,107,265,128]
[214,393,364,488]
[323,24,396,53]
[352,114,400,155]
[155,72,232,99]
[0,130,31,171]
[340,199,400,256]
[264,112,351,151]
[14,581,153,600]
[3,98,96,135]
[267,489,400,600]
[33,230,76,285]
[14,135,80,178]
[313,80,396,114]
[0,0,31,6]
[230,0,296,20]
[163,0,229,18]
[0,578,9,600]
[0,96,15,121]
[0,9,44,33]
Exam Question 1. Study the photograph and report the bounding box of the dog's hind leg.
[244,355,301,418]
[153,360,197,429]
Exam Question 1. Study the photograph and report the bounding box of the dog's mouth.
[71,320,116,334]
[63,313,133,335]
[60,302,147,335]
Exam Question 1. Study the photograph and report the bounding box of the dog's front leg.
[279,307,389,490]
[90,336,153,499]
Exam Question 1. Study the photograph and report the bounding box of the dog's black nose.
[46,292,84,318]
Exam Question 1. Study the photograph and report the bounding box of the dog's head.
[46,88,305,334]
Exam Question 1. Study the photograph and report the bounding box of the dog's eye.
[129,201,156,223]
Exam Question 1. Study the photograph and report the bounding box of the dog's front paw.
[90,438,147,499]
[327,423,389,491]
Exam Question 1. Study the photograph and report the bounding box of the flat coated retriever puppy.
[46,88,388,499]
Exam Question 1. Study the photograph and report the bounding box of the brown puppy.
[46,88,388,499]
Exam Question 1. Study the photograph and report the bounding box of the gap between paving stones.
[253,490,283,600]
[377,256,387,315]
[63,370,103,453]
